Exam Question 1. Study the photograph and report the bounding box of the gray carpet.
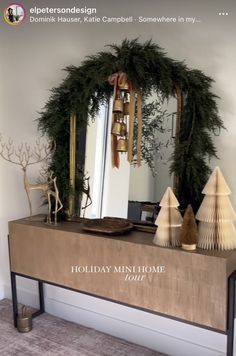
[0,299,166,356]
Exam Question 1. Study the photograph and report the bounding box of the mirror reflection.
[128,93,176,223]
[82,93,177,223]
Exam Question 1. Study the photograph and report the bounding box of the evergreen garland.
[38,39,224,212]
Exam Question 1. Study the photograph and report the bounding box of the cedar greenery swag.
[38,39,224,212]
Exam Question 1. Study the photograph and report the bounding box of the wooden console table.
[8,217,236,355]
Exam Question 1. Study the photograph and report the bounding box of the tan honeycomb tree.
[196,166,236,250]
[153,187,183,247]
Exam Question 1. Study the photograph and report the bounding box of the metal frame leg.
[32,281,45,318]
[227,271,236,356]
[10,272,18,327]
[39,281,45,312]
[10,273,45,326]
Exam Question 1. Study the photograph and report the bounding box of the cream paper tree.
[196,166,236,250]
[153,187,183,247]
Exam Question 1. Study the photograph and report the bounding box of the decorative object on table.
[132,222,156,233]
[180,204,198,250]
[38,39,224,212]
[17,305,32,333]
[196,166,236,250]
[82,217,133,235]
[80,175,92,218]
[0,134,56,218]
[108,71,142,168]
[68,112,77,218]
[153,187,182,247]
[46,171,63,225]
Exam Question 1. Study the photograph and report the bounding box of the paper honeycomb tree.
[153,187,183,247]
[196,166,236,250]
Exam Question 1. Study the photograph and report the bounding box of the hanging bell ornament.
[119,81,129,92]
[113,98,123,113]
[120,120,127,137]
[111,117,121,135]
[113,90,124,113]
[123,102,130,116]
[117,137,128,152]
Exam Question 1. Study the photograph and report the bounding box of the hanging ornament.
[120,118,127,137]
[123,92,130,116]
[108,71,142,168]
[117,137,128,152]
[111,115,122,135]
[113,89,124,113]
[124,102,129,116]
[119,79,129,91]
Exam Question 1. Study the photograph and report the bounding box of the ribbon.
[108,72,128,103]
[127,82,135,163]
[173,83,183,193]
[175,84,183,144]
[111,114,120,168]
[108,73,119,102]
[127,86,142,165]
[137,91,142,166]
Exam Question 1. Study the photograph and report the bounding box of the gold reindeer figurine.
[46,173,63,225]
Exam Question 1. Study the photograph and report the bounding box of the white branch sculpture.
[0,134,62,223]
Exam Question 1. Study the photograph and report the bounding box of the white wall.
[1,0,236,355]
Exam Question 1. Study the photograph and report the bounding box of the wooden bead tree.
[196,166,236,250]
[153,187,182,247]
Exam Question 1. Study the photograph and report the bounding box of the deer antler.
[0,134,55,169]
[26,140,55,167]
[0,135,22,167]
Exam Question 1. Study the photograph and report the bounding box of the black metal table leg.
[227,271,236,356]
[10,272,18,328]
[32,281,45,318]
[10,272,45,323]
[39,281,45,313]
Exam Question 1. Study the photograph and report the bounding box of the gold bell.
[17,306,32,333]
[113,90,123,113]
[123,102,129,116]
[120,121,127,136]
[113,98,123,113]
[117,137,128,152]
[111,120,121,135]
[119,81,129,91]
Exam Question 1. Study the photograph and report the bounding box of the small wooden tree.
[196,166,236,250]
[153,187,182,247]
[180,204,198,250]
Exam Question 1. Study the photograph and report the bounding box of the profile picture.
[4,3,26,25]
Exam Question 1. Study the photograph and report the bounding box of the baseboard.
[4,281,40,308]
[3,282,228,356]
[0,283,5,300]
[45,285,227,356]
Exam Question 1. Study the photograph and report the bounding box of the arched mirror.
[38,39,223,221]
